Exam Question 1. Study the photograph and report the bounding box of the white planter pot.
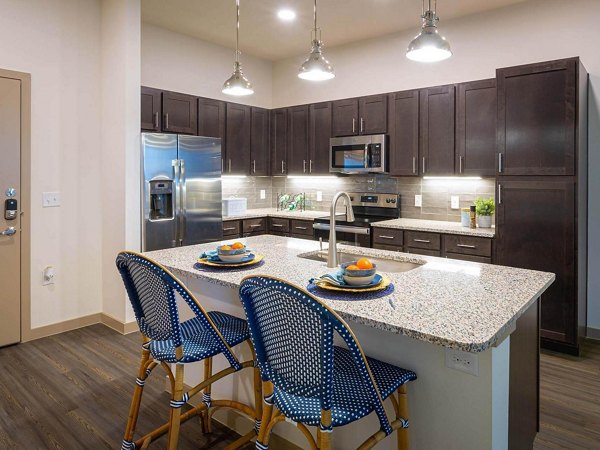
[477,215,492,228]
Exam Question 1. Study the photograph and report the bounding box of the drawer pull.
[272,224,284,228]
[295,226,308,230]
[249,224,262,228]
[378,235,396,240]
[223,227,237,231]
[413,239,431,244]
[456,244,476,249]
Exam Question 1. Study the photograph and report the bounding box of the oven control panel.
[347,193,399,208]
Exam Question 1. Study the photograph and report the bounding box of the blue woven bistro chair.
[116,251,262,450]
[238,275,417,450]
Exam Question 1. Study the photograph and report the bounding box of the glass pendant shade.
[406,2,452,62]
[298,40,335,81]
[222,61,254,96]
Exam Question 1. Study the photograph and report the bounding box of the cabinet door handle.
[422,157,426,174]
[378,235,396,240]
[153,112,159,129]
[413,238,431,243]
[228,159,232,173]
[249,224,262,228]
[309,160,313,173]
[223,227,237,231]
[352,118,356,134]
[164,113,169,130]
[221,158,224,173]
[271,224,284,228]
[303,160,306,173]
[281,160,285,174]
[412,156,417,174]
[457,243,476,249]
[295,226,308,230]
[360,117,364,133]
[498,153,503,173]
[459,155,464,174]
[498,183,502,205]
[253,160,256,173]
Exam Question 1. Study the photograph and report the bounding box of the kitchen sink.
[298,251,424,273]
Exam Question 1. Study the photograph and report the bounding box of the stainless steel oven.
[329,134,388,174]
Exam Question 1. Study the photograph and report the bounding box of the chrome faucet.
[328,192,355,268]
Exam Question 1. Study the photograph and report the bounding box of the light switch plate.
[451,195,460,209]
[415,194,422,207]
[317,191,323,202]
[42,192,61,207]
[260,189,266,200]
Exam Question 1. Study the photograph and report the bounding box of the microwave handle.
[364,144,369,168]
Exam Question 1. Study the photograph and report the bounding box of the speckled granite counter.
[374,217,496,238]
[145,235,552,353]
[223,208,325,221]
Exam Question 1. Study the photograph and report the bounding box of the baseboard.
[101,313,139,335]
[23,313,102,342]
[586,326,600,340]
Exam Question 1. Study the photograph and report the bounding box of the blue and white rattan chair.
[239,275,417,450]
[116,251,262,450]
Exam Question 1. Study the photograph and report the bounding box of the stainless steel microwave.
[329,134,388,174]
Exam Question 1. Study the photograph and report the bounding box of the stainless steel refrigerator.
[141,133,223,251]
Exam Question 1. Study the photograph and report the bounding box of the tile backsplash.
[223,175,496,222]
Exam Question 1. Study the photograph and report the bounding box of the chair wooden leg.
[319,409,332,450]
[256,381,274,448]
[201,357,213,434]
[253,365,263,435]
[397,385,410,450]
[122,348,151,449]
[167,363,185,450]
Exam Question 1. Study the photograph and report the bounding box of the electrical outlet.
[317,191,323,202]
[445,348,479,376]
[260,189,266,200]
[451,195,460,209]
[414,194,422,207]
[42,192,61,207]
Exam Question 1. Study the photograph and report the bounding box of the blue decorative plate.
[210,253,256,265]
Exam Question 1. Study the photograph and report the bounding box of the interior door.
[0,77,21,346]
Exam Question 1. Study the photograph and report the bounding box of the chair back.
[238,275,392,433]
[116,251,241,369]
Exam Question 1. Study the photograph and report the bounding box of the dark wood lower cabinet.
[495,178,579,353]
[222,220,241,239]
[242,218,266,237]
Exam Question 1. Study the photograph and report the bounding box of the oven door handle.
[313,223,371,235]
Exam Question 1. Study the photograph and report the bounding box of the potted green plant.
[474,197,495,228]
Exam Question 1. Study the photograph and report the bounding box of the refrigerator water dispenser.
[149,180,174,220]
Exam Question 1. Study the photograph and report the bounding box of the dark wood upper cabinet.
[270,108,288,175]
[309,102,332,175]
[456,79,497,176]
[359,94,388,134]
[162,91,198,135]
[332,98,359,136]
[495,178,577,347]
[225,103,251,175]
[388,90,419,176]
[497,59,577,176]
[251,107,270,176]
[287,105,310,175]
[141,87,162,132]
[198,97,225,140]
[419,85,456,175]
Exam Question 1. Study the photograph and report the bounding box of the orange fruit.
[221,245,232,251]
[231,242,245,249]
[356,258,374,270]
[346,264,360,271]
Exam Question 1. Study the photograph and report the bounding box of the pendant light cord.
[235,0,240,64]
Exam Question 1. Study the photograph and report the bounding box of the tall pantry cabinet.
[495,58,588,355]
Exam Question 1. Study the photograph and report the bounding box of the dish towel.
[309,271,346,287]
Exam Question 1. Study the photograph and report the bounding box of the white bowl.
[218,252,249,263]
[343,273,376,286]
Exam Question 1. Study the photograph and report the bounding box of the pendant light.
[406,0,452,63]
[298,0,334,81]
[222,0,254,96]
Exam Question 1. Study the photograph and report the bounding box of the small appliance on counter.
[222,197,247,217]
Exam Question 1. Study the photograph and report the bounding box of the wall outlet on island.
[445,348,479,376]
[415,194,422,207]
[451,196,460,209]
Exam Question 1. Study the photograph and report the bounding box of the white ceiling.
[142,0,530,61]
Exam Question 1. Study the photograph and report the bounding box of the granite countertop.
[223,208,325,221]
[373,218,496,238]
[145,235,553,353]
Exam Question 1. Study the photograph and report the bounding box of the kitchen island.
[145,235,554,450]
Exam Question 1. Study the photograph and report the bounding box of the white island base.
[176,277,537,450]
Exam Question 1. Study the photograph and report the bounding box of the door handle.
[412,156,417,174]
[281,160,285,174]
[164,113,169,130]
[352,118,356,134]
[459,155,464,174]
[498,183,503,205]
[180,159,186,245]
[309,160,313,173]
[498,153,503,173]
[378,235,396,240]
[153,112,159,129]
[360,117,365,133]
[413,239,431,244]
[422,157,426,174]
[456,243,476,249]
[253,160,256,173]
[303,160,307,173]
[228,159,232,173]
[1,227,16,236]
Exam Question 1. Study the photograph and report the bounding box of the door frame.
[0,68,31,342]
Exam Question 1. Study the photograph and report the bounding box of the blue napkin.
[309,271,346,287]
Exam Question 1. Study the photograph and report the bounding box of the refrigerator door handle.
[172,159,181,246]
[179,159,186,245]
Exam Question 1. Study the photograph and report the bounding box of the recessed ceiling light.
[277,9,296,21]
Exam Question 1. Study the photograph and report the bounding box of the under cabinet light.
[423,176,482,180]
[287,175,337,180]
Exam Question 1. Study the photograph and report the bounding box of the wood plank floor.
[0,324,599,449]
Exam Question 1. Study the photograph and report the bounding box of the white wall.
[272,0,600,331]
[141,23,273,108]
[0,0,103,328]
